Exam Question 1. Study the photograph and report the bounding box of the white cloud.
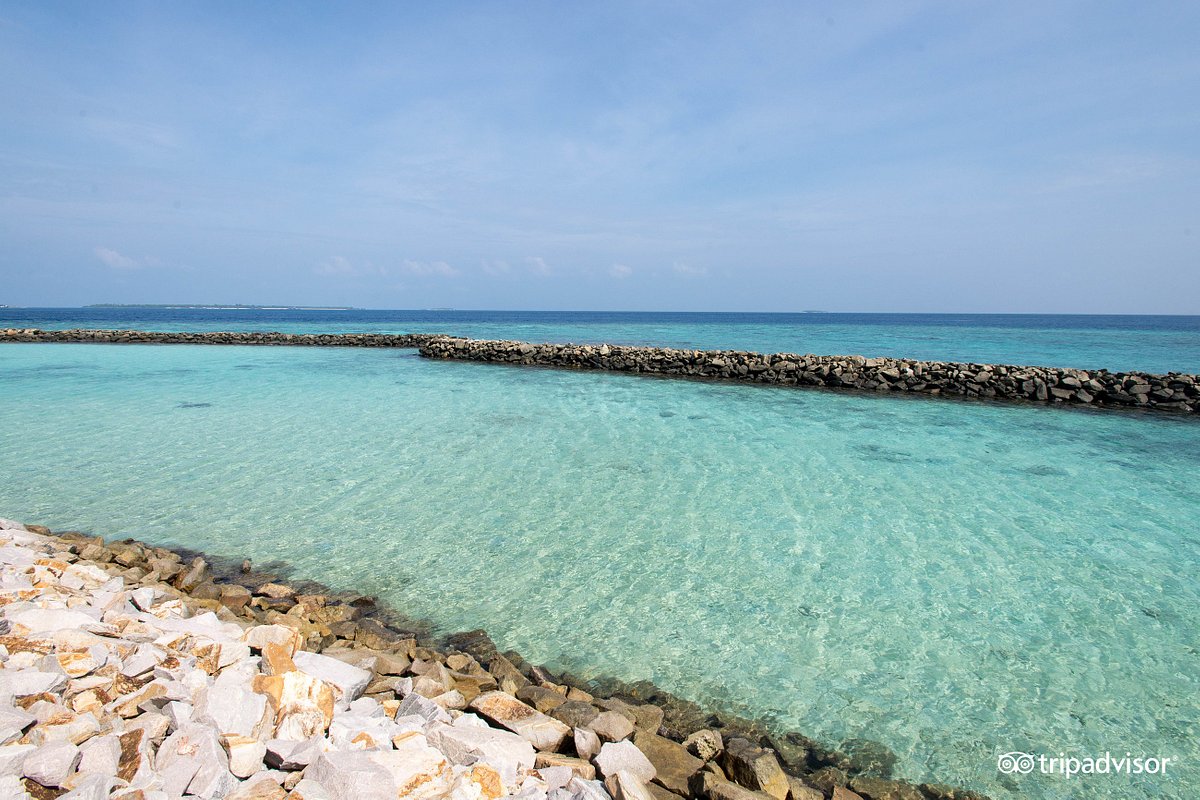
[401,260,460,277]
[525,256,552,276]
[672,261,706,276]
[94,246,143,270]
[481,259,511,276]
[609,263,632,279]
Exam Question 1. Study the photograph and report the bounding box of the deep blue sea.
[1,308,1197,799]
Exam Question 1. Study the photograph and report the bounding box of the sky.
[1,1,1197,313]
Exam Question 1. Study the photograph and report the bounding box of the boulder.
[293,651,372,707]
[535,752,597,781]
[633,732,703,796]
[253,670,335,741]
[606,770,657,800]
[719,739,789,800]
[575,727,602,761]
[156,723,237,798]
[683,729,723,762]
[22,739,81,788]
[594,741,656,783]
[589,711,635,743]
[427,718,535,787]
[470,691,571,752]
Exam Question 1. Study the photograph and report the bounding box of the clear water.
[4,307,1200,374]
[1,341,1196,800]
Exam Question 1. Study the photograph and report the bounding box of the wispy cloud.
[481,259,511,276]
[672,262,706,277]
[525,256,552,276]
[609,263,632,279]
[400,260,460,277]
[94,246,150,270]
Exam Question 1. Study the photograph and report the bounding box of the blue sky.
[1,2,1197,312]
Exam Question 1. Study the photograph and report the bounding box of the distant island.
[84,304,357,310]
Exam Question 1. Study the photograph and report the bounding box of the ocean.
[1,308,1197,799]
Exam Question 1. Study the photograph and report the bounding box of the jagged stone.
[719,739,789,800]
[589,711,635,743]
[470,691,571,752]
[22,739,81,788]
[594,741,655,784]
[633,732,703,796]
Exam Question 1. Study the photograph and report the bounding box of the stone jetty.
[420,337,1200,414]
[8,327,1188,414]
[0,518,989,800]
[0,329,442,349]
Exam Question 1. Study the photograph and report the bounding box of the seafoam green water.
[1,342,1197,799]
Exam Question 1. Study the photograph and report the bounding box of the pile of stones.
[0,519,989,800]
[419,337,1199,414]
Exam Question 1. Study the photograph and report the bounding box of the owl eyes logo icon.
[996,752,1036,774]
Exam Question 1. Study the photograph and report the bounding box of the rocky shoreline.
[0,518,989,800]
[3,327,1196,414]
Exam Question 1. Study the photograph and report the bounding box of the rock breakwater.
[420,338,1200,414]
[0,329,442,348]
[0,517,989,800]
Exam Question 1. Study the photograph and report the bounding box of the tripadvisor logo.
[997,751,1173,779]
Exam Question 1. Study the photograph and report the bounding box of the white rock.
[288,778,334,800]
[567,776,613,800]
[59,773,117,800]
[594,741,655,783]
[293,651,371,708]
[243,624,302,654]
[395,691,450,725]
[22,739,81,788]
[156,723,237,798]
[574,728,602,762]
[7,608,113,635]
[164,700,193,731]
[0,743,37,775]
[0,668,68,697]
[0,703,36,744]
[0,774,31,799]
[196,679,270,738]
[264,736,329,770]
[605,771,655,800]
[427,720,536,788]
[470,691,571,752]
[374,734,453,798]
[305,751,398,800]
[223,733,268,778]
[125,710,171,742]
[120,643,163,678]
[77,734,122,776]
[329,713,402,751]
[539,766,574,791]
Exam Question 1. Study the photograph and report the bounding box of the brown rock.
[848,776,923,800]
[634,731,704,796]
[719,739,789,800]
[517,685,569,713]
[534,752,597,780]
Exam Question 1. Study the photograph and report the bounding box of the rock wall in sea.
[420,337,1200,414]
[0,328,443,348]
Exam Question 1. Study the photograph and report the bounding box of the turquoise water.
[4,308,1200,374]
[1,341,1196,799]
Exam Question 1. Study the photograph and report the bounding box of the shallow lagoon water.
[1,342,1197,799]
